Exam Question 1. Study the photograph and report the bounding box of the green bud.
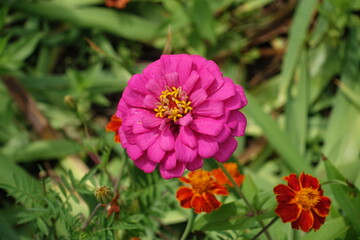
[94,186,114,204]
[64,95,77,109]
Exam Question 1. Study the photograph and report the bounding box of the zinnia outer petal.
[116,54,247,178]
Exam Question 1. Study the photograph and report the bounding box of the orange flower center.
[294,187,321,209]
[189,170,212,194]
[154,87,192,122]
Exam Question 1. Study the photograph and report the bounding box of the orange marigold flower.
[274,172,331,232]
[106,114,122,143]
[211,163,245,187]
[176,169,228,214]
[105,0,130,9]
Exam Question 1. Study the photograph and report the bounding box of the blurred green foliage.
[0,0,360,239]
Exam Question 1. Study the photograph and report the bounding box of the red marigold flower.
[176,169,229,214]
[105,0,130,9]
[106,114,122,143]
[274,172,331,232]
[115,54,247,179]
[211,163,245,187]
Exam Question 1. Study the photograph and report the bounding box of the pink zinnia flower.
[116,54,247,179]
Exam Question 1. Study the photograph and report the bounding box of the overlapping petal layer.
[116,54,247,178]
[274,172,331,232]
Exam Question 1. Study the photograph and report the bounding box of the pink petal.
[190,117,223,136]
[146,78,165,97]
[209,77,235,100]
[163,151,177,170]
[190,88,207,107]
[228,111,247,136]
[176,54,193,85]
[179,114,193,126]
[132,121,150,134]
[143,94,158,109]
[175,137,197,163]
[159,125,175,151]
[213,137,238,162]
[165,72,179,87]
[197,134,219,158]
[179,126,197,149]
[237,85,248,108]
[147,137,165,163]
[216,126,231,143]
[184,70,200,93]
[199,68,215,90]
[159,160,186,179]
[142,114,162,129]
[136,130,160,151]
[133,155,157,173]
[128,74,148,95]
[193,101,224,118]
[126,145,143,160]
[186,156,203,171]
[123,87,146,108]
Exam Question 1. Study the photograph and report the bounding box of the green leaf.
[12,2,158,42]
[192,0,216,44]
[278,0,318,104]
[324,159,360,235]
[36,217,49,236]
[243,93,312,173]
[301,217,349,240]
[11,140,82,162]
[193,200,256,231]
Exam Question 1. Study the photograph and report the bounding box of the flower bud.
[64,95,77,109]
[94,186,114,204]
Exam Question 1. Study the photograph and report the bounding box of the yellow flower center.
[189,170,212,194]
[154,87,192,122]
[294,187,321,209]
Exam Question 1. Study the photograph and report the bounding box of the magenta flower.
[115,54,247,179]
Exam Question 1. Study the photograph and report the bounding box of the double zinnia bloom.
[114,54,247,179]
[274,172,331,232]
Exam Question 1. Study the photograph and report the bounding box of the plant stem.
[180,210,195,240]
[251,216,279,240]
[81,203,103,230]
[216,162,272,240]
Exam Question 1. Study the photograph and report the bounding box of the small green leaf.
[324,159,360,235]
[36,218,49,236]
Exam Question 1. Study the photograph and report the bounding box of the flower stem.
[216,162,272,240]
[180,210,195,240]
[81,203,103,230]
[251,216,279,240]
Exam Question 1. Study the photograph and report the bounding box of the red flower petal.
[292,209,314,232]
[300,172,319,190]
[191,194,210,213]
[313,196,331,217]
[176,187,194,208]
[275,203,301,223]
[203,192,222,212]
[284,173,301,191]
[209,182,229,196]
[311,209,326,231]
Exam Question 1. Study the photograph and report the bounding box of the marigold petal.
[284,173,301,191]
[313,196,331,217]
[191,194,211,213]
[291,209,314,232]
[275,203,301,223]
[210,182,229,196]
[300,172,320,190]
[176,187,194,209]
[311,209,326,231]
[274,185,296,203]
[203,192,222,212]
